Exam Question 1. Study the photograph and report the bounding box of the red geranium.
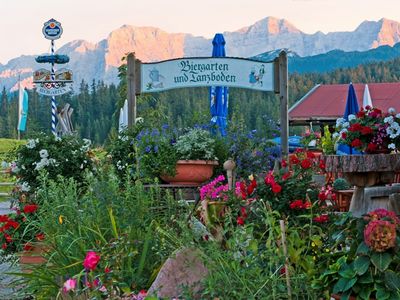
[23,204,38,214]
[271,183,282,194]
[236,216,245,226]
[290,155,300,165]
[351,139,362,148]
[300,159,312,169]
[313,214,329,223]
[361,126,373,135]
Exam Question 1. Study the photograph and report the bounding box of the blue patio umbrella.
[337,83,361,155]
[210,33,229,136]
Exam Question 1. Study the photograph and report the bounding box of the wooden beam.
[279,51,289,157]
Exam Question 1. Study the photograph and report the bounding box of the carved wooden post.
[223,159,236,190]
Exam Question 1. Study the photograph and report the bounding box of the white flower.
[34,158,49,170]
[55,136,62,142]
[336,118,345,127]
[39,149,49,159]
[20,182,31,192]
[26,139,37,149]
[389,107,397,115]
[388,143,396,150]
[332,132,339,139]
[396,113,400,119]
[342,122,350,128]
[1,161,8,169]
[384,116,394,124]
[80,164,84,169]
[348,114,356,121]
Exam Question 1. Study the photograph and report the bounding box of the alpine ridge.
[2,17,400,91]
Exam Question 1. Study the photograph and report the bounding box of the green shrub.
[333,177,351,190]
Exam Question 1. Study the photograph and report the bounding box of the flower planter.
[19,243,47,272]
[333,189,353,212]
[160,160,218,185]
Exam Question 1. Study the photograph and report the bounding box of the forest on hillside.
[2,57,400,145]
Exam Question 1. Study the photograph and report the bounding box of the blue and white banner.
[18,86,29,132]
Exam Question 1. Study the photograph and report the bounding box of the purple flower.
[145,146,151,153]
[154,145,159,153]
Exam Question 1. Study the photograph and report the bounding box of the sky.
[1,0,400,64]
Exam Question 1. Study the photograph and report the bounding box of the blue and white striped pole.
[50,39,57,136]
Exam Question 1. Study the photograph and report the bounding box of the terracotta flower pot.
[19,243,47,272]
[160,160,218,185]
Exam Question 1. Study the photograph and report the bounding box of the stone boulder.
[148,248,208,298]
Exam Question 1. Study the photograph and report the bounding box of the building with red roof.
[289,82,400,125]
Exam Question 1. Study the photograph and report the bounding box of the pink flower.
[63,278,77,293]
[83,251,101,271]
[364,220,396,252]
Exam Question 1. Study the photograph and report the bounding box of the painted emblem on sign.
[146,68,165,90]
[42,19,63,40]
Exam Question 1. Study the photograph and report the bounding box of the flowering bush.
[336,106,400,153]
[316,208,400,299]
[15,133,95,191]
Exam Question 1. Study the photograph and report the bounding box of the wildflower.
[23,243,34,251]
[39,149,49,159]
[59,215,64,224]
[20,182,30,192]
[83,251,101,271]
[36,233,45,241]
[63,278,77,293]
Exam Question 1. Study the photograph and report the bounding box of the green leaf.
[356,242,370,255]
[376,286,391,300]
[385,270,400,291]
[338,263,356,279]
[358,271,373,284]
[353,256,370,275]
[371,252,392,272]
[359,287,373,300]
[333,277,357,293]
[108,207,118,239]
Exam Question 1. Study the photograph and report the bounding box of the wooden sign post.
[279,51,289,158]
[127,53,137,127]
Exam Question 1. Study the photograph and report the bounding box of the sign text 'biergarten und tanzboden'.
[140,57,274,93]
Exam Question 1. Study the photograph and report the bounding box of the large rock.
[148,248,208,298]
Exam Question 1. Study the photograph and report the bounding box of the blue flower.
[145,146,151,153]
[154,145,159,153]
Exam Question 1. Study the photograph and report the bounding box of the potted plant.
[332,178,352,212]
[160,128,218,184]
[316,208,400,299]
[335,106,400,154]
[136,127,218,184]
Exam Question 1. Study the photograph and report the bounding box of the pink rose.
[63,278,77,292]
[83,251,100,271]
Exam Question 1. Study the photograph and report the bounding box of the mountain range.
[2,16,400,91]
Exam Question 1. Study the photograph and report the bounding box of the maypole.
[33,19,73,136]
